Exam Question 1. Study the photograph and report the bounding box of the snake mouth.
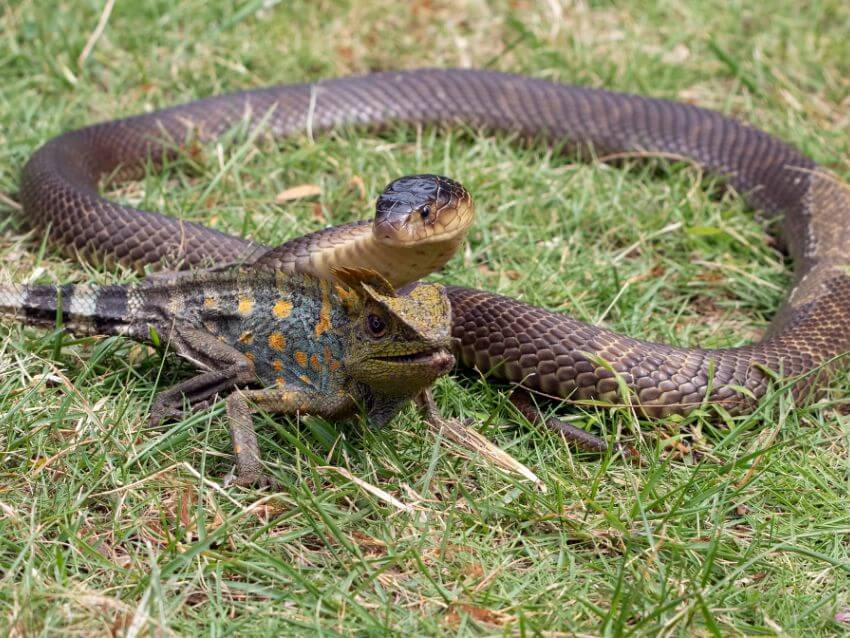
[373,203,471,247]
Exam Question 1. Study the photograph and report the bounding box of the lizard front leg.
[150,326,255,425]
[225,387,354,488]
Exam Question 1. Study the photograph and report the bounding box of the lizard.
[0,265,454,486]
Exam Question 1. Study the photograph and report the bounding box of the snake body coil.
[19,69,850,416]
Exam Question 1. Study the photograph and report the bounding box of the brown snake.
[18,68,850,418]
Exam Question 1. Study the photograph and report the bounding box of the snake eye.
[420,205,431,220]
[366,314,387,338]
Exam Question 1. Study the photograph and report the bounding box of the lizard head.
[333,267,454,398]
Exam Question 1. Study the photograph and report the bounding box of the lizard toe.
[224,468,282,490]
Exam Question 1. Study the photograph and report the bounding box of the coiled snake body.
[19,69,850,417]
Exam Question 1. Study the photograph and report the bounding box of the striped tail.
[0,283,134,336]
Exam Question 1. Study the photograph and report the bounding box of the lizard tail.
[0,283,134,336]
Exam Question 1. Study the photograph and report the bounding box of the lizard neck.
[356,383,408,427]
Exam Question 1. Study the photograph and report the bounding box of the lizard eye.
[366,314,387,338]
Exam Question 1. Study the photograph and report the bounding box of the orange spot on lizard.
[315,280,331,336]
[237,296,254,315]
[272,299,293,318]
[268,332,286,351]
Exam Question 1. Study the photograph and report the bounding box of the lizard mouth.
[375,347,454,369]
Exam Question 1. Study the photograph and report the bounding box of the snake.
[18,68,850,418]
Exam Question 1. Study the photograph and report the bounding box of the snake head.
[333,267,454,398]
[374,174,473,246]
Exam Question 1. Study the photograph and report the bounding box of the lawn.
[2,0,850,635]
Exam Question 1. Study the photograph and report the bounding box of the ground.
[2,0,850,635]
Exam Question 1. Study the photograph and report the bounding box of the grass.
[2,0,850,635]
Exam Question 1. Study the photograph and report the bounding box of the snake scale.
[19,68,850,417]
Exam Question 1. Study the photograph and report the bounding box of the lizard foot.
[148,397,211,427]
[223,467,282,490]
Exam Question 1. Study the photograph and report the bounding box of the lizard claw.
[223,467,282,490]
[147,400,185,427]
[148,396,211,427]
